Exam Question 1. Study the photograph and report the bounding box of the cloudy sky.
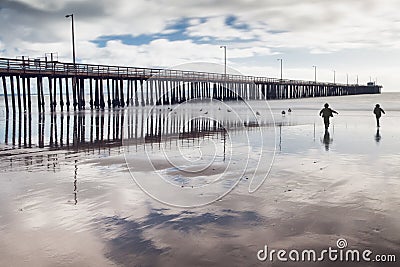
[0,0,399,91]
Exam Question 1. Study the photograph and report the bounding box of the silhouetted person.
[373,104,385,127]
[319,103,338,130]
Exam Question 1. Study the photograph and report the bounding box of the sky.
[0,0,399,91]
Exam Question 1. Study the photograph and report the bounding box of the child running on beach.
[319,103,338,130]
[373,104,385,127]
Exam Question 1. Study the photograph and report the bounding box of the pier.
[0,57,382,114]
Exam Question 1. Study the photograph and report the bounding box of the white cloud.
[186,16,256,41]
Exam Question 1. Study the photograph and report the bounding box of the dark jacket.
[319,107,338,118]
[373,107,385,118]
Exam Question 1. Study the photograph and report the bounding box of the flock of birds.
[281,108,292,116]
[164,107,293,116]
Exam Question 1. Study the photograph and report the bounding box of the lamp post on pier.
[65,14,76,66]
[220,45,227,76]
[333,70,336,84]
[66,13,78,110]
[312,65,317,83]
[277,58,283,81]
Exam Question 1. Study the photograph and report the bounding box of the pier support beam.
[10,76,16,113]
[2,76,9,116]
[16,76,22,112]
[59,78,64,111]
[65,78,70,111]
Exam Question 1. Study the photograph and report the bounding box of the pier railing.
[0,57,353,86]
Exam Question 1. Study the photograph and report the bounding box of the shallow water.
[0,93,399,266]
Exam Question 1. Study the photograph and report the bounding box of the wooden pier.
[0,57,382,115]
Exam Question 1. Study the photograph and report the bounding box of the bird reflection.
[321,130,333,151]
[375,129,381,144]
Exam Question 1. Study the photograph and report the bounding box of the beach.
[0,93,399,266]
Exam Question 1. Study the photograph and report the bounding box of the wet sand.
[0,93,399,266]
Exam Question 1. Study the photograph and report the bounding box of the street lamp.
[65,14,76,65]
[220,45,227,76]
[346,73,349,85]
[312,66,317,83]
[277,59,283,80]
[66,13,78,110]
[332,70,336,84]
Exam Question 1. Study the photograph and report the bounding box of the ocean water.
[0,93,399,266]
